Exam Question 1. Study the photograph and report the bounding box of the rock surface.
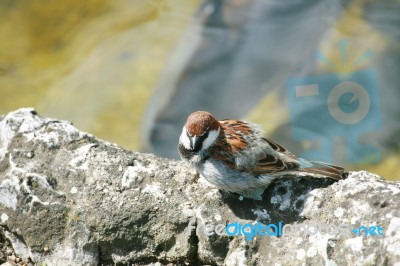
[0,108,399,265]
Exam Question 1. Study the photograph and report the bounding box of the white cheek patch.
[180,126,191,149]
[202,128,219,150]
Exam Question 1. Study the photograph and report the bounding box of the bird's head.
[179,111,220,154]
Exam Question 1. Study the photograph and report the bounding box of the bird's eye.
[199,128,209,137]
[200,130,209,140]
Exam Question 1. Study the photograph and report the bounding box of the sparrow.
[178,111,347,200]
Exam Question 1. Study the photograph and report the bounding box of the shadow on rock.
[220,176,336,224]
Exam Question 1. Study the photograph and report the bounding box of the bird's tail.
[300,160,347,180]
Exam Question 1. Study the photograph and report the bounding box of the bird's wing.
[250,138,300,174]
[207,120,243,169]
[261,137,297,160]
[252,138,345,179]
[213,120,345,179]
[210,120,299,173]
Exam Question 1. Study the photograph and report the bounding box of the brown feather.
[262,138,297,159]
[209,117,346,180]
[251,154,299,174]
[300,162,346,180]
[186,111,220,136]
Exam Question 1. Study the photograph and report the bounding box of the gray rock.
[0,108,399,265]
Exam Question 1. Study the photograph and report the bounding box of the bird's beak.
[190,136,197,150]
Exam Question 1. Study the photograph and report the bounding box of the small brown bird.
[178,111,346,200]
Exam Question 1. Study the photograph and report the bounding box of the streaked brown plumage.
[179,111,346,199]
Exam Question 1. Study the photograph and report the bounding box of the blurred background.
[0,0,399,180]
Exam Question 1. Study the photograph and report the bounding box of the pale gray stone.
[0,108,399,265]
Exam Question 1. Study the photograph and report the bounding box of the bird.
[178,111,347,200]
